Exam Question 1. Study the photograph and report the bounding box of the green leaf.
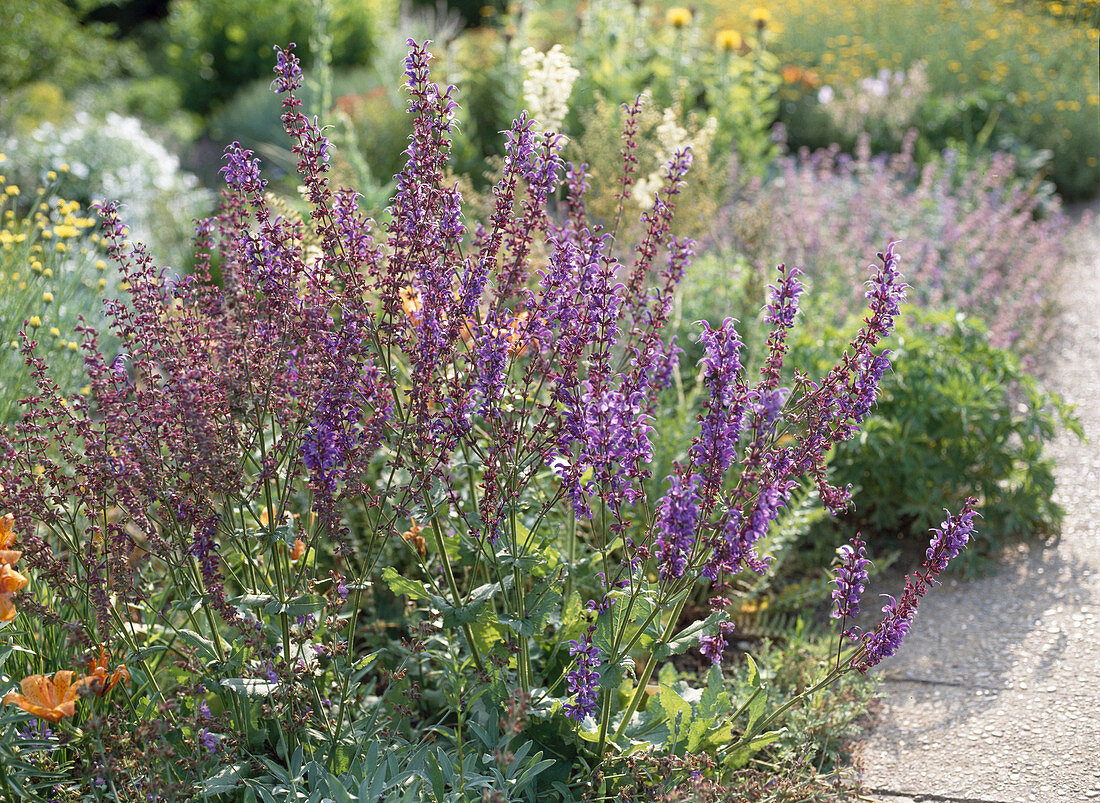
[221,678,278,699]
[262,596,325,618]
[698,663,731,719]
[175,629,218,662]
[381,567,428,600]
[198,762,246,795]
[654,610,725,661]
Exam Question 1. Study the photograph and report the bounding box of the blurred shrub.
[157,0,394,115]
[709,0,1099,198]
[712,135,1084,367]
[789,306,1080,568]
[0,0,142,98]
[2,112,214,269]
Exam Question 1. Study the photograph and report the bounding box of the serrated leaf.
[381,567,428,599]
[698,663,731,720]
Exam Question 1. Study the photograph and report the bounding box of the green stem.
[611,587,693,744]
[421,489,484,672]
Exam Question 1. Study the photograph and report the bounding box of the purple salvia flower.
[562,624,602,722]
[760,264,804,390]
[831,533,871,620]
[853,498,978,672]
[691,318,746,490]
[698,620,736,665]
[654,470,701,581]
[924,501,979,574]
[198,728,218,754]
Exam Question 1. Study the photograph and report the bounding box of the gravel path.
[855,203,1100,802]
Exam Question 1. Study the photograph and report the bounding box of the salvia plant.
[0,41,980,799]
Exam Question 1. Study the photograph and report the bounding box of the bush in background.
[713,134,1084,367]
[156,0,394,115]
[707,0,1099,198]
[3,112,213,270]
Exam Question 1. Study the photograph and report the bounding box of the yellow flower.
[3,186,18,197]
[0,562,29,621]
[716,29,743,51]
[28,316,42,328]
[750,7,772,28]
[666,7,692,28]
[42,292,54,304]
[3,671,82,722]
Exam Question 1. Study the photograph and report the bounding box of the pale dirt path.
[854,202,1100,802]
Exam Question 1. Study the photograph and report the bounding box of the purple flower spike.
[854,498,979,672]
[831,533,871,620]
[654,470,702,581]
[562,624,602,722]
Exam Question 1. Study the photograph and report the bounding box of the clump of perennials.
[0,39,982,798]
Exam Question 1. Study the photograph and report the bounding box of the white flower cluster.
[632,108,717,207]
[816,62,931,142]
[3,112,213,268]
[520,45,580,134]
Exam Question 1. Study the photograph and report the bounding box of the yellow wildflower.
[666,7,692,28]
[716,29,743,51]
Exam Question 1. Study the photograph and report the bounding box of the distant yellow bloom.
[666,7,692,28]
[28,316,41,328]
[750,7,772,28]
[3,671,82,722]
[42,292,54,304]
[4,186,18,197]
[716,29,743,51]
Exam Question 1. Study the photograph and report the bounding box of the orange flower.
[781,64,804,84]
[401,520,427,557]
[0,563,28,622]
[0,513,21,566]
[77,647,131,697]
[505,311,531,357]
[399,286,423,323]
[3,671,82,722]
[289,537,306,561]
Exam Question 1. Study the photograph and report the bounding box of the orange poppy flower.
[289,537,306,561]
[77,647,130,697]
[0,563,28,622]
[401,520,427,557]
[0,513,20,567]
[3,670,82,722]
[399,286,423,323]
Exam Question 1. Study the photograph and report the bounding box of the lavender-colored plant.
[715,131,1089,366]
[0,41,978,795]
